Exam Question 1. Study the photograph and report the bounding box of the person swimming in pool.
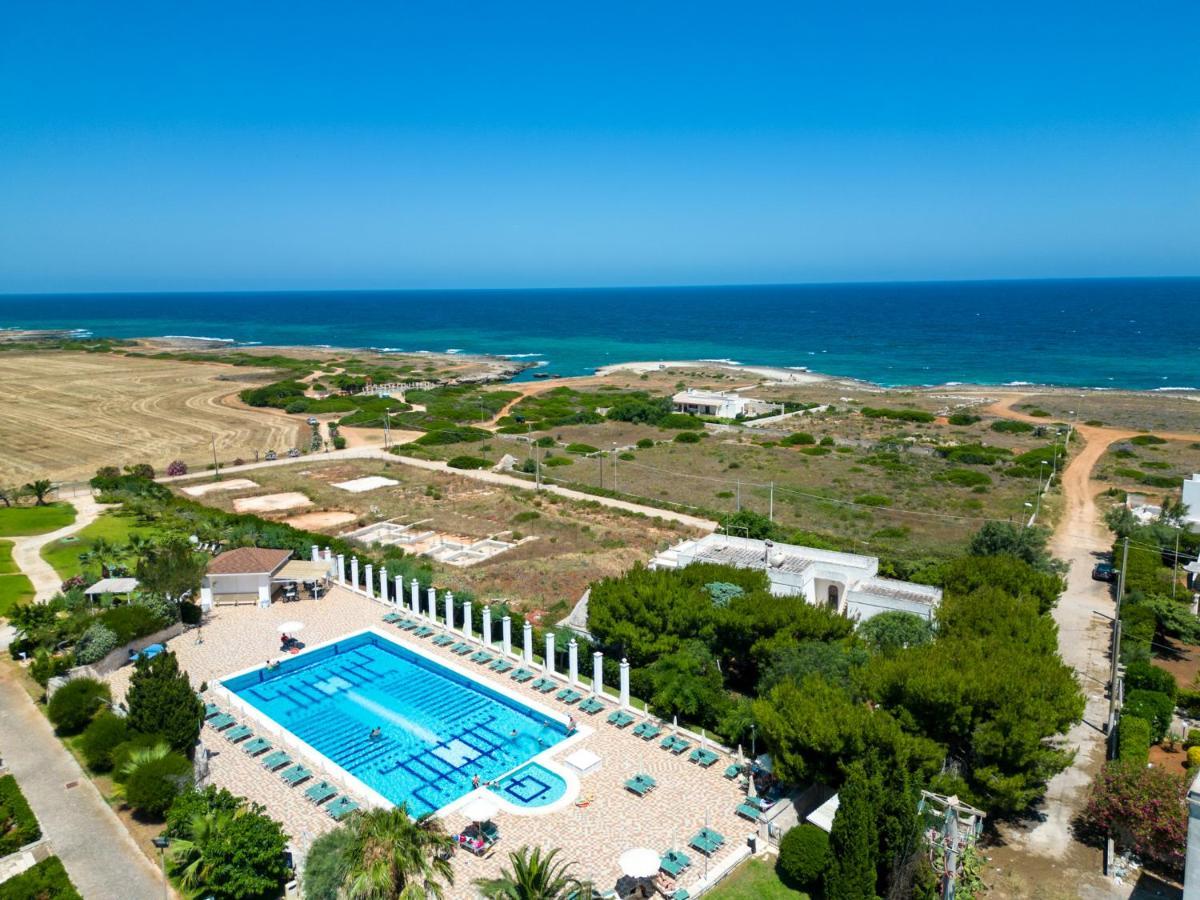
[509,729,518,739]
[369,727,381,740]
[472,774,481,788]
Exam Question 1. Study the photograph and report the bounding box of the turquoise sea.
[1,278,1197,390]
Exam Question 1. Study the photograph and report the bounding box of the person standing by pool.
[472,774,480,788]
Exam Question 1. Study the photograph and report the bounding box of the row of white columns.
[315,544,633,708]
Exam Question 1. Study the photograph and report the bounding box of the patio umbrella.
[618,847,660,879]
[736,744,744,766]
[672,714,678,734]
[460,794,500,824]
[277,621,305,634]
[747,770,758,800]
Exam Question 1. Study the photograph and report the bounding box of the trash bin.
[747,834,758,854]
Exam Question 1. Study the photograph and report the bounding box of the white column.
[350,557,359,591]
[427,587,437,622]
[336,555,346,584]
[482,607,492,648]
[444,592,454,631]
[522,621,533,664]
[568,638,578,685]
[394,575,403,607]
[323,547,332,563]
[364,564,374,599]
[257,583,271,609]
[311,544,320,562]
[378,566,388,602]
[502,616,512,656]
[410,579,420,614]
[544,632,555,675]
[619,658,630,708]
[463,601,472,640]
[592,651,603,695]
[199,585,213,612]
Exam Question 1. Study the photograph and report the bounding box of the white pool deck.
[104,587,753,898]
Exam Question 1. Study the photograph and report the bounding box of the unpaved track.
[10,490,113,602]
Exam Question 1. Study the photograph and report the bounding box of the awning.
[84,577,139,596]
[273,560,332,582]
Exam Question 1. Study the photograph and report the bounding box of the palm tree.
[475,846,592,900]
[24,479,52,506]
[341,806,454,899]
[118,741,171,780]
[168,809,236,890]
[79,537,121,577]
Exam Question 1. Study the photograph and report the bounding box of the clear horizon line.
[2,273,1198,298]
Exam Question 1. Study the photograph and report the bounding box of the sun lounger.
[400,619,419,631]
[242,737,272,756]
[261,750,292,771]
[470,651,493,664]
[688,828,724,855]
[660,854,687,878]
[660,734,689,753]
[413,626,434,638]
[224,724,252,743]
[280,764,313,786]
[432,634,454,647]
[607,710,635,728]
[639,724,663,741]
[578,696,605,715]
[383,612,403,624]
[723,764,741,779]
[624,774,656,796]
[207,713,235,731]
[735,801,761,821]
[673,890,690,900]
[663,849,690,871]
[203,703,221,719]
[451,642,472,655]
[490,658,513,673]
[690,748,720,767]
[511,668,534,683]
[556,688,582,704]
[533,678,557,693]
[327,796,360,821]
[304,780,338,804]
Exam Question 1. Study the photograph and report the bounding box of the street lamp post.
[152,836,170,900]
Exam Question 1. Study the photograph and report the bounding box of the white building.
[1183,474,1200,531]
[649,532,942,622]
[671,389,780,420]
[200,547,292,610]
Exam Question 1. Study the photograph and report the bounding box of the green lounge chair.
[490,658,513,673]
[327,796,360,821]
[262,750,292,771]
[533,678,556,693]
[659,856,685,878]
[624,775,655,796]
[243,737,272,756]
[608,710,635,728]
[280,764,313,786]
[383,612,403,624]
[556,688,582,704]
[203,703,221,719]
[413,626,434,638]
[305,780,337,804]
[663,849,690,871]
[207,713,235,731]
[669,736,691,754]
[511,668,534,683]
[673,891,690,900]
[640,724,663,741]
[224,724,252,743]
[690,748,720,767]
[451,642,472,655]
[470,651,492,664]
[736,801,761,821]
[400,619,419,631]
[660,734,684,752]
[579,697,605,715]
[432,634,454,647]
[723,763,741,779]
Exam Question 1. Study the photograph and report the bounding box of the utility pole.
[736,480,741,511]
[769,482,774,522]
[598,454,603,491]
[1108,536,1130,729]
[383,406,391,449]
[211,434,220,479]
[611,445,618,493]
[1173,529,1181,601]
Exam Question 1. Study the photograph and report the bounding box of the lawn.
[40,511,152,582]
[0,573,35,617]
[706,857,808,900]
[0,540,14,575]
[0,503,76,537]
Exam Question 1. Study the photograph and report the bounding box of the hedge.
[124,751,193,817]
[47,678,110,735]
[1118,715,1151,765]
[446,456,489,470]
[1123,689,1174,743]
[777,823,830,888]
[0,857,81,900]
[0,775,42,856]
[1124,660,1178,701]
[80,712,130,772]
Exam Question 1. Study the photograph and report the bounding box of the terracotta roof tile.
[207,547,292,575]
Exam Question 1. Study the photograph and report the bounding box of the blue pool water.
[494,763,568,809]
[222,631,566,817]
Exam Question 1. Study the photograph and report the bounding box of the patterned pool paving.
[223,631,566,817]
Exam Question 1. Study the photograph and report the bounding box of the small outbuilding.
[84,577,139,602]
[200,547,292,611]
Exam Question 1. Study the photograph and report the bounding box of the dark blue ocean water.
[1,279,1197,389]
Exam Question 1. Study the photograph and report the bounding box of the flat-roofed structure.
[671,388,779,419]
[649,532,941,621]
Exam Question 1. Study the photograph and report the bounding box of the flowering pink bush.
[165,460,188,477]
[1082,761,1187,874]
[60,574,88,593]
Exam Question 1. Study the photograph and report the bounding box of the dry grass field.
[0,352,304,484]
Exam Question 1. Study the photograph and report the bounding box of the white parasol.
[618,847,661,879]
[460,794,500,824]
[277,621,305,634]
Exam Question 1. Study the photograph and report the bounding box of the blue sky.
[1,1,1197,291]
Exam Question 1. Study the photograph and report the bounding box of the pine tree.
[126,651,204,756]
[825,763,878,900]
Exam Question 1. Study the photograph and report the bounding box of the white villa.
[649,533,942,622]
[671,388,780,419]
[1183,474,1200,531]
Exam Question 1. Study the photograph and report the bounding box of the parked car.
[265,450,277,461]
[1092,562,1116,582]
[307,416,319,426]
[287,448,301,458]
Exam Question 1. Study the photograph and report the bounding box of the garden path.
[10,489,113,603]
[0,665,168,898]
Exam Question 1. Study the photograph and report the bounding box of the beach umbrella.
[736,744,744,766]
[618,847,660,879]
[277,621,305,634]
[701,728,707,749]
[747,770,757,800]
[672,714,678,734]
[460,794,500,824]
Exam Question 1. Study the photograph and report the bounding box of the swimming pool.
[222,630,567,817]
[493,763,568,809]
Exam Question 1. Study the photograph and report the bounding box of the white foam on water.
[344,691,440,744]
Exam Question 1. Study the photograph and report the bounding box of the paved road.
[11,490,113,603]
[163,446,718,532]
[0,666,167,899]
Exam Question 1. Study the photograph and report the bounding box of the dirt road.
[11,489,113,602]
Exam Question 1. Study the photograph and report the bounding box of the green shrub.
[74,622,119,665]
[180,602,202,625]
[618,452,635,461]
[80,712,129,772]
[303,825,355,900]
[534,436,556,447]
[854,494,891,507]
[1123,689,1174,742]
[777,823,830,888]
[332,435,347,450]
[111,734,168,783]
[1125,660,1178,700]
[991,420,1034,434]
[164,785,244,839]
[0,856,81,900]
[860,406,935,423]
[29,649,72,687]
[800,446,830,456]
[1130,434,1167,445]
[123,750,193,817]
[1141,474,1182,489]
[284,399,309,414]
[1185,729,1200,750]
[0,775,42,855]
[948,412,981,425]
[1118,715,1151,764]
[98,603,166,644]
[780,432,815,446]
[414,426,490,445]
[47,678,110,735]
[673,431,702,444]
[636,438,654,449]
[658,412,705,429]
[1188,747,1200,769]
[1179,691,1200,719]
[446,455,489,470]
[937,468,993,488]
[543,456,573,467]
[941,443,1010,466]
[126,651,204,755]
[565,442,599,454]
[511,511,541,524]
